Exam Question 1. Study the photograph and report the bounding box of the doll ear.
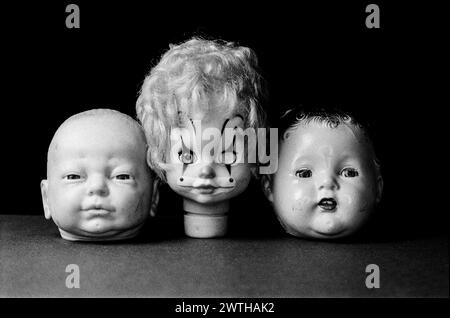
[375,175,384,203]
[149,178,161,217]
[261,174,274,203]
[40,180,51,219]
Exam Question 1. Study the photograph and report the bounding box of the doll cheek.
[230,164,251,178]
[292,192,314,214]
[166,168,188,190]
[356,196,372,213]
[341,191,371,214]
[235,172,251,187]
[292,200,305,214]
[340,193,361,214]
[224,168,251,193]
[341,194,355,206]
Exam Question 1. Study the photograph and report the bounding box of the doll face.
[41,116,152,240]
[270,122,381,239]
[164,111,252,206]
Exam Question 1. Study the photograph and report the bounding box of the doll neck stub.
[183,199,229,238]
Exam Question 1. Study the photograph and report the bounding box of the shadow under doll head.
[136,38,267,237]
[41,109,157,241]
[263,108,383,239]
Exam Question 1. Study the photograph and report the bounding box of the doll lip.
[192,185,218,194]
[82,204,114,214]
[178,184,219,193]
[317,198,337,212]
[83,209,112,216]
[195,184,217,189]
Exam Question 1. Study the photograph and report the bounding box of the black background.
[1,1,445,238]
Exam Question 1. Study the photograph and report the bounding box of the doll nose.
[87,175,109,196]
[199,164,216,179]
[318,175,339,191]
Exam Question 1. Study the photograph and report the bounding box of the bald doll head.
[41,109,158,241]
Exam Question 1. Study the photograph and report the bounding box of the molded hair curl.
[136,37,267,181]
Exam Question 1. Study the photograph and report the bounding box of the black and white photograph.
[0,0,447,312]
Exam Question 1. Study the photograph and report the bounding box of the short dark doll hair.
[277,106,381,175]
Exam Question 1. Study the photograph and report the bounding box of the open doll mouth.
[317,198,337,212]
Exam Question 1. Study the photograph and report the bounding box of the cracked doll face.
[41,115,153,240]
[270,122,381,239]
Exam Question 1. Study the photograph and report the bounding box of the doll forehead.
[178,111,244,131]
[281,122,370,162]
[48,116,147,164]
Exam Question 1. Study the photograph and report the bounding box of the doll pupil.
[181,152,193,163]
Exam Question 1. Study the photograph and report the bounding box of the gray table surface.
[0,215,448,298]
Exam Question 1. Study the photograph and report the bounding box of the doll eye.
[341,167,359,178]
[217,151,237,165]
[65,174,81,180]
[178,136,196,165]
[114,174,132,180]
[295,169,312,178]
[178,150,196,164]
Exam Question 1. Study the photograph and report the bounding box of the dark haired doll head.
[263,107,383,239]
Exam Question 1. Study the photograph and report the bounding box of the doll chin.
[311,216,346,237]
[73,217,134,235]
[186,193,229,205]
[175,186,237,204]
[77,221,118,234]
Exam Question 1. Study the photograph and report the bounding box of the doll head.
[136,38,266,237]
[41,109,157,241]
[263,109,383,239]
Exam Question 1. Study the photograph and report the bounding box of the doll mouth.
[84,208,111,213]
[192,185,218,194]
[317,198,337,211]
[83,209,112,217]
[82,205,114,215]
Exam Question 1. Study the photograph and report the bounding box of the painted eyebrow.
[221,135,237,153]
[189,118,196,134]
[180,136,192,151]
[220,115,244,134]
[221,118,231,134]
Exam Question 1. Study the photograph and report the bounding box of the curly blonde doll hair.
[136,37,267,181]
